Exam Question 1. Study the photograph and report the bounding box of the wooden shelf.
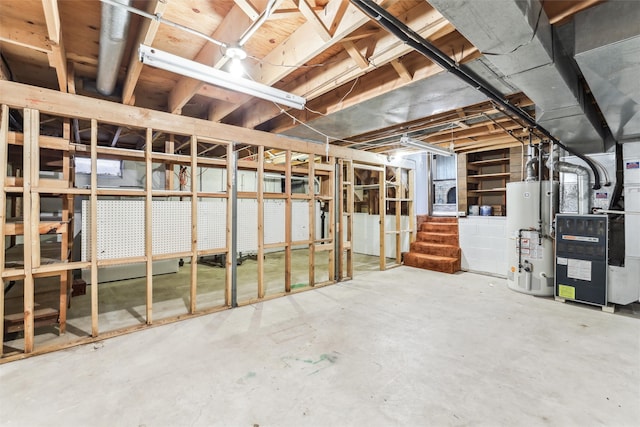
[468,188,506,194]
[462,149,511,216]
[468,158,509,167]
[467,172,511,181]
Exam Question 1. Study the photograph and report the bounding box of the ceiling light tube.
[400,135,454,156]
[139,44,306,110]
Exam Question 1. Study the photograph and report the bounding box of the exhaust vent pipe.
[97,0,132,96]
[547,147,590,215]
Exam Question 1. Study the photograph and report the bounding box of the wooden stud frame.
[0,81,414,362]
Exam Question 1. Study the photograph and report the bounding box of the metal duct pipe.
[547,147,591,215]
[348,0,602,190]
[97,0,132,96]
[525,157,538,182]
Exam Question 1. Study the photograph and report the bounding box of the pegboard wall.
[238,199,258,252]
[264,199,285,245]
[82,199,228,261]
[291,201,309,242]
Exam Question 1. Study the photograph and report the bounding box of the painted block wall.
[458,216,508,277]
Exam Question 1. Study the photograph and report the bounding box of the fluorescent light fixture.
[139,44,306,110]
[400,135,454,156]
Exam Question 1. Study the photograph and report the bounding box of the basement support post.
[230,146,238,308]
[334,161,341,280]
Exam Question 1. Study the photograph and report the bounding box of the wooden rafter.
[236,2,450,129]
[168,0,272,114]
[122,0,169,105]
[389,59,412,82]
[234,0,260,20]
[41,0,67,92]
[298,0,332,41]
[207,0,386,123]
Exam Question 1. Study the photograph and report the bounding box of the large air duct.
[427,0,608,154]
[97,0,132,96]
[547,147,590,215]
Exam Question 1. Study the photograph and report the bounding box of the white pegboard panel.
[82,200,145,260]
[152,201,191,255]
[264,199,285,245]
[291,200,309,242]
[198,199,226,250]
[81,201,90,262]
[238,199,258,252]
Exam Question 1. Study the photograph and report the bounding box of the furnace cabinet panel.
[555,214,608,306]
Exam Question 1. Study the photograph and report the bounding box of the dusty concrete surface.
[1,267,639,426]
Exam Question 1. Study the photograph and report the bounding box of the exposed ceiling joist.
[42,0,67,92]
[122,0,169,105]
[208,0,386,123]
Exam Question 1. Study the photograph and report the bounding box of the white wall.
[353,213,410,258]
[459,216,508,277]
[407,152,428,215]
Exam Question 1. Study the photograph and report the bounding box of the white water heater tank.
[506,181,558,296]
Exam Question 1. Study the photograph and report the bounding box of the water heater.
[506,181,558,296]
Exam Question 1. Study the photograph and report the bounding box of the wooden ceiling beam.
[234,0,261,21]
[0,19,51,53]
[342,40,369,69]
[208,0,388,123]
[389,59,412,82]
[42,0,67,92]
[167,0,270,114]
[237,5,454,129]
[298,0,332,41]
[122,0,169,106]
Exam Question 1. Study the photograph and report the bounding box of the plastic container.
[479,205,493,216]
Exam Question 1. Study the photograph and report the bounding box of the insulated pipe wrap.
[97,0,132,96]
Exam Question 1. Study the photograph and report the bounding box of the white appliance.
[506,181,558,296]
[609,142,640,305]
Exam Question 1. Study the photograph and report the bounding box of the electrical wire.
[100,0,227,48]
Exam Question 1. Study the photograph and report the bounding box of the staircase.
[404,216,461,274]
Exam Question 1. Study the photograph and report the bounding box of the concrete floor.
[2,251,385,353]
[1,267,638,426]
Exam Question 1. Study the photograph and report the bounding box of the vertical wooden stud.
[308,157,315,286]
[225,143,233,306]
[165,135,174,190]
[327,157,335,281]
[22,108,37,353]
[0,105,9,355]
[90,119,99,337]
[257,146,265,298]
[145,128,153,324]
[408,169,416,245]
[190,135,198,313]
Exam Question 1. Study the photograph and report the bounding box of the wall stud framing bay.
[145,128,153,324]
[0,105,9,355]
[285,150,292,293]
[90,119,99,337]
[190,135,198,313]
[257,146,265,298]
[308,158,316,286]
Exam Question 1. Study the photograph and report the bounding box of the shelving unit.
[464,149,510,216]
